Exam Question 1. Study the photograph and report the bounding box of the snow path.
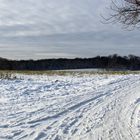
[0,74,140,140]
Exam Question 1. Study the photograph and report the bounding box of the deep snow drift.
[0,74,140,140]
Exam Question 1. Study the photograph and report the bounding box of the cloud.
[0,0,109,37]
[0,0,139,59]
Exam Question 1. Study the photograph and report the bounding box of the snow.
[0,74,140,140]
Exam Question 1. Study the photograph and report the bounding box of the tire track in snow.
[0,74,140,140]
[41,75,140,140]
[27,75,140,140]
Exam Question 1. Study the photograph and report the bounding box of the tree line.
[0,54,140,70]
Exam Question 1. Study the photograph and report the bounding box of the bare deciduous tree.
[106,0,140,28]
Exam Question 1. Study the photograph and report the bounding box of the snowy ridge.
[0,74,140,140]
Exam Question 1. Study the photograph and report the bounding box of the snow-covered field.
[0,73,140,140]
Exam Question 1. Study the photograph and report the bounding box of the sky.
[0,0,140,60]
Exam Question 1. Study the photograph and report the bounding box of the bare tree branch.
[106,0,140,29]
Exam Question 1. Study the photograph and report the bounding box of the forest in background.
[0,54,140,70]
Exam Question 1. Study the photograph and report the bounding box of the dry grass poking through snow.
[0,70,139,78]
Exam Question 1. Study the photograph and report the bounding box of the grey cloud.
[0,0,139,59]
[0,0,104,36]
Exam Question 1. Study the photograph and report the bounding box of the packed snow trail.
[0,74,140,140]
